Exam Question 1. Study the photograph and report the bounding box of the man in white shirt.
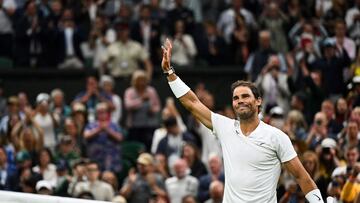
[160,39,327,203]
[165,158,199,203]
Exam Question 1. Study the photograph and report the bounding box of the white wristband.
[168,77,190,98]
[305,189,324,203]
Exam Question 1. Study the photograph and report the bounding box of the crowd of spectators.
[1,0,360,202]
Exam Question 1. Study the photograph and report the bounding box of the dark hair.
[231,80,261,99]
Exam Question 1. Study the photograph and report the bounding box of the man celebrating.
[161,39,327,203]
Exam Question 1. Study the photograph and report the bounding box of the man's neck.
[240,117,260,136]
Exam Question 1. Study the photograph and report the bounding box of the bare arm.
[284,157,318,195]
[162,39,212,130]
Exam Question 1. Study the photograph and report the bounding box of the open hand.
[161,38,172,71]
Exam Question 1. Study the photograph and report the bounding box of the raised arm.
[161,39,212,130]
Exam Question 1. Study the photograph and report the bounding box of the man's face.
[346,149,359,166]
[86,163,100,181]
[232,86,261,120]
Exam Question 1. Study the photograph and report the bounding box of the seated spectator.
[7,150,42,192]
[0,146,16,190]
[229,13,250,66]
[151,97,187,154]
[36,180,53,195]
[120,153,166,203]
[170,19,197,67]
[83,102,123,173]
[181,142,207,179]
[306,112,329,149]
[71,102,88,137]
[73,161,114,201]
[332,146,359,181]
[321,99,343,138]
[198,154,225,202]
[32,148,57,187]
[156,117,195,166]
[101,170,119,192]
[204,180,224,203]
[282,110,308,142]
[53,160,71,197]
[165,159,199,203]
[182,195,198,203]
[63,118,83,156]
[53,135,80,170]
[338,121,360,153]
[68,159,88,196]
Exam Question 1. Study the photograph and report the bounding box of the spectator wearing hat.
[73,161,114,201]
[165,158,199,203]
[53,135,80,171]
[120,153,166,203]
[36,180,53,195]
[317,138,340,187]
[83,102,123,173]
[102,21,153,79]
[99,75,122,124]
[33,93,59,151]
[71,102,88,138]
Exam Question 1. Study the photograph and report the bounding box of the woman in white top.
[32,148,57,187]
[171,20,197,67]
